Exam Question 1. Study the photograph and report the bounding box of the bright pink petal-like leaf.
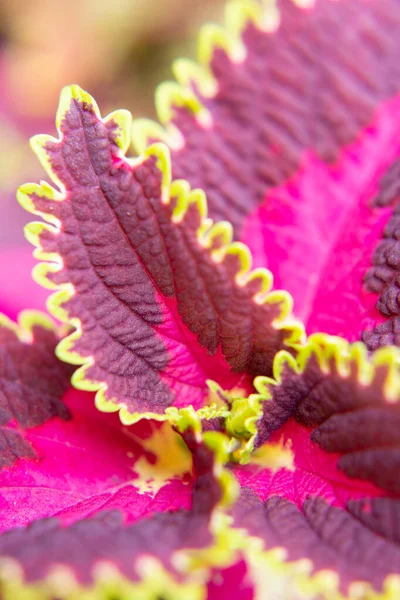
[136,0,400,348]
[0,313,237,596]
[229,336,400,594]
[18,85,303,423]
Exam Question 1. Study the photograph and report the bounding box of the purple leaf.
[0,312,236,595]
[135,0,400,347]
[0,311,72,470]
[18,86,303,423]
[229,334,400,594]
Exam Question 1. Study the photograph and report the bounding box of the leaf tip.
[56,84,100,131]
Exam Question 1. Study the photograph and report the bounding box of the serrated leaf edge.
[132,0,280,152]
[228,332,400,598]
[131,0,316,154]
[0,560,205,600]
[0,309,59,345]
[230,332,400,460]
[18,84,305,426]
[0,408,241,599]
[239,539,400,600]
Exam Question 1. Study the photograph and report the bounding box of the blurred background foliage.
[0,0,225,247]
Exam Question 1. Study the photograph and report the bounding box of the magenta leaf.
[207,560,254,600]
[134,0,400,348]
[229,335,400,594]
[0,428,223,589]
[0,312,237,595]
[11,2,400,595]
[18,85,303,423]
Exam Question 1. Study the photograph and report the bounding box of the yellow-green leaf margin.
[227,333,400,463]
[0,407,242,600]
[0,309,62,345]
[131,0,314,155]
[17,84,305,426]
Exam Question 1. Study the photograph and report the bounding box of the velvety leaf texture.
[230,336,400,594]
[10,0,400,597]
[0,427,222,587]
[18,86,303,423]
[0,316,235,597]
[136,0,400,349]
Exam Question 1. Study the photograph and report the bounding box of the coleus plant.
[1,0,400,598]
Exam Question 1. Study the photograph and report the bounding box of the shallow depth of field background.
[0,0,224,250]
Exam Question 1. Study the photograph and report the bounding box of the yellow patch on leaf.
[129,423,192,495]
[248,438,294,472]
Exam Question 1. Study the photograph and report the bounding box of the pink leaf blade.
[229,334,400,595]
[0,310,72,474]
[0,315,238,595]
[136,0,400,348]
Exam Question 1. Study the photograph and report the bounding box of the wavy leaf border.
[0,403,241,600]
[0,309,61,345]
[225,333,400,598]
[10,2,400,597]
[237,541,400,600]
[130,0,313,155]
[227,333,400,462]
[17,84,304,425]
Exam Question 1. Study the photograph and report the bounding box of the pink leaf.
[0,312,236,595]
[137,0,400,347]
[229,335,400,594]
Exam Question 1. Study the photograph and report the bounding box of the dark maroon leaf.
[0,311,71,470]
[18,86,303,423]
[230,334,400,593]
[136,0,400,348]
